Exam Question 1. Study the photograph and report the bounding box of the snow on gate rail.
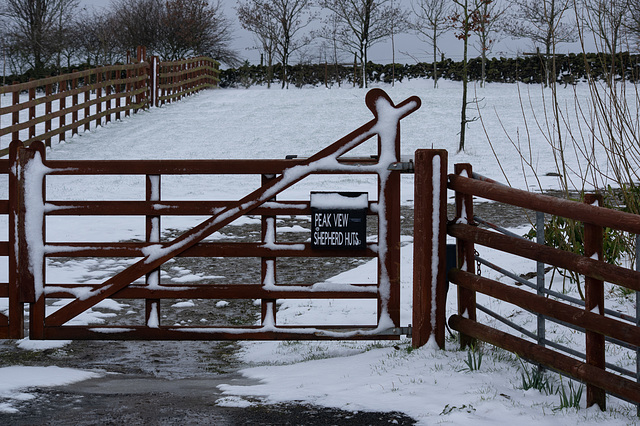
[1,88,421,341]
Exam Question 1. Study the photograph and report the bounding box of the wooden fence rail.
[446,164,640,410]
[413,151,640,410]
[0,55,220,156]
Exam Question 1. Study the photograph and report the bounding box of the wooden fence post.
[59,79,66,143]
[72,71,79,135]
[454,163,476,349]
[105,70,112,124]
[115,69,121,121]
[125,67,131,117]
[96,70,102,127]
[584,193,606,410]
[28,79,36,140]
[45,83,52,147]
[84,73,91,132]
[137,45,145,63]
[413,149,448,349]
[12,82,19,141]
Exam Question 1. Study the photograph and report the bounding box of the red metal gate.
[3,88,420,340]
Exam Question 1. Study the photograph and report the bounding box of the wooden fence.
[151,56,219,107]
[0,55,219,157]
[414,149,640,409]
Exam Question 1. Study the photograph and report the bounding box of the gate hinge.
[381,326,412,337]
[388,158,414,173]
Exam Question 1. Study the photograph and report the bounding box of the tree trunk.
[458,0,469,152]
[433,27,438,89]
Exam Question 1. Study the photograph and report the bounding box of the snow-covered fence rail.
[3,89,420,342]
[431,162,640,410]
[0,62,150,155]
[150,56,219,107]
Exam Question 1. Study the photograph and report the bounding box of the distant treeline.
[220,53,640,88]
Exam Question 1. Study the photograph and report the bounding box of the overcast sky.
[78,0,591,65]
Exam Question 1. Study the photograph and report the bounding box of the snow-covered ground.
[1,80,639,424]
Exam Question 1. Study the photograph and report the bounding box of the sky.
[77,0,595,66]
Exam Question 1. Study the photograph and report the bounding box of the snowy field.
[1,80,639,424]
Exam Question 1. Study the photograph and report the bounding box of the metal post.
[536,211,545,348]
[454,163,476,350]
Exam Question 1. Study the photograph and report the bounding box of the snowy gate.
[1,88,421,341]
[421,160,640,409]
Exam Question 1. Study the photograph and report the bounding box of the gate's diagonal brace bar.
[45,89,421,327]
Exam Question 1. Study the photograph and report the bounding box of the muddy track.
[0,203,527,424]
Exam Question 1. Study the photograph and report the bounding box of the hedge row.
[220,53,640,88]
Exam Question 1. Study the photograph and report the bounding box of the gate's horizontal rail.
[449,315,640,405]
[44,200,378,216]
[42,325,395,341]
[448,173,640,234]
[448,223,640,291]
[44,242,378,257]
[450,268,640,347]
[39,157,380,175]
[44,283,378,299]
[0,158,379,175]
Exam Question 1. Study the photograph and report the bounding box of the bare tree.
[503,0,576,86]
[451,0,487,152]
[237,0,313,88]
[409,0,451,88]
[111,0,238,65]
[1,0,79,77]
[319,0,408,88]
[580,0,629,83]
[237,0,280,88]
[75,9,124,66]
[472,0,509,87]
[161,0,238,63]
[626,0,640,45]
[111,0,164,55]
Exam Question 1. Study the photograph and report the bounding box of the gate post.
[12,141,47,339]
[412,149,448,349]
[8,141,24,338]
[584,193,606,410]
[454,163,476,349]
